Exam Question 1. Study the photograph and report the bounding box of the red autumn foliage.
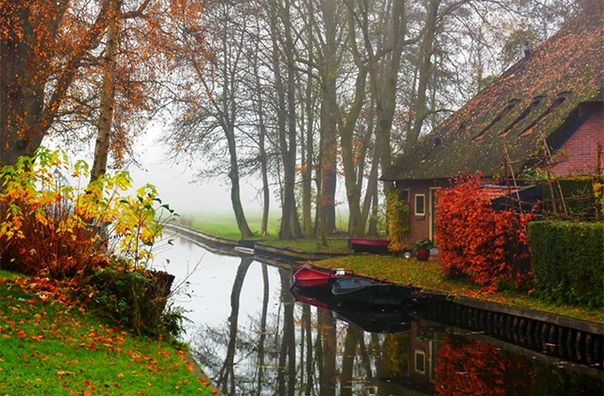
[435,175,533,291]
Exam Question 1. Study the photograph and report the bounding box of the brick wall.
[550,104,604,176]
[395,179,447,245]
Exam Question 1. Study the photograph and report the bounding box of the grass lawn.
[179,211,281,240]
[0,271,216,396]
[316,255,604,324]
[180,211,364,254]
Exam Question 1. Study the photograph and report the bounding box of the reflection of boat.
[332,278,415,306]
[347,237,391,254]
[291,286,413,333]
[291,290,332,310]
[292,265,350,288]
[333,306,412,333]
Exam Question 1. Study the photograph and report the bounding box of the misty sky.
[127,128,266,215]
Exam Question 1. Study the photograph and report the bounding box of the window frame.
[415,194,426,216]
[415,350,426,374]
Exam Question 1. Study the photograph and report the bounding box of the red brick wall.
[550,104,603,176]
[395,180,447,245]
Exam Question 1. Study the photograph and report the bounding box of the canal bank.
[159,225,602,394]
[164,224,603,338]
[164,223,603,372]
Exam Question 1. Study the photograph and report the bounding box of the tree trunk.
[0,3,51,166]
[318,0,339,235]
[302,40,315,237]
[406,0,440,153]
[226,127,254,238]
[91,0,121,182]
[374,0,408,195]
[270,0,301,240]
[340,67,368,236]
[251,30,271,237]
[340,6,369,237]
[0,1,112,167]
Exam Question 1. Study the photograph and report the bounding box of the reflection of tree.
[185,257,602,395]
[277,268,296,395]
[217,257,252,393]
[341,325,362,396]
[301,303,313,395]
[256,263,269,394]
[317,309,337,396]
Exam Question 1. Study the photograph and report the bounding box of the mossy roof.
[383,2,603,182]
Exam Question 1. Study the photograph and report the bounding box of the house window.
[415,350,426,374]
[415,194,426,216]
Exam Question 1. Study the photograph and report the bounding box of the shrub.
[0,147,177,277]
[0,148,181,337]
[84,262,185,336]
[528,220,603,308]
[435,175,533,291]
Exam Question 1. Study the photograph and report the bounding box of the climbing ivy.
[386,189,410,253]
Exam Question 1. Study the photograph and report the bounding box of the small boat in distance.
[234,246,255,255]
[347,237,390,254]
[292,265,350,288]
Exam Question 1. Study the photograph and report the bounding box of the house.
[381,1,603,244]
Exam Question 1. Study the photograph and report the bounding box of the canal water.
[152,235,603,396]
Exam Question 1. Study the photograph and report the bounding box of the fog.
[45,127,269,216]
[43,126,350,225]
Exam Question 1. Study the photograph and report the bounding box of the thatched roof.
[383,1,602,181]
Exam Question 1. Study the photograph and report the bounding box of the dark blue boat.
[331,278,415,306]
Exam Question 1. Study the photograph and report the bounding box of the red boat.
[293,265,348,288]
[347,237,391,254]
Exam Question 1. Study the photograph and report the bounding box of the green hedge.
[528,221,603,308]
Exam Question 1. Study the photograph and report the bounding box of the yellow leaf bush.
[0,147,177,278]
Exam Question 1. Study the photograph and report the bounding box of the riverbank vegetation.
[0,271,215,395]
[0,149,183,337]
[0,151,218,393]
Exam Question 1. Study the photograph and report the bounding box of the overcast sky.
[126,128,267,215]
[44,127,266,217]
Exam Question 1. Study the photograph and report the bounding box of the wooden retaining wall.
[420,295,603,369]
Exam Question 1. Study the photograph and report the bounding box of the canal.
[152,234,603,396]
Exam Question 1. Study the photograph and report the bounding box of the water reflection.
[153,236,603,396]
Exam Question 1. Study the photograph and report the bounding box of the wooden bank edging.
[254,242,348,262]
[165,223,346,261]
[419,290,604,336]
